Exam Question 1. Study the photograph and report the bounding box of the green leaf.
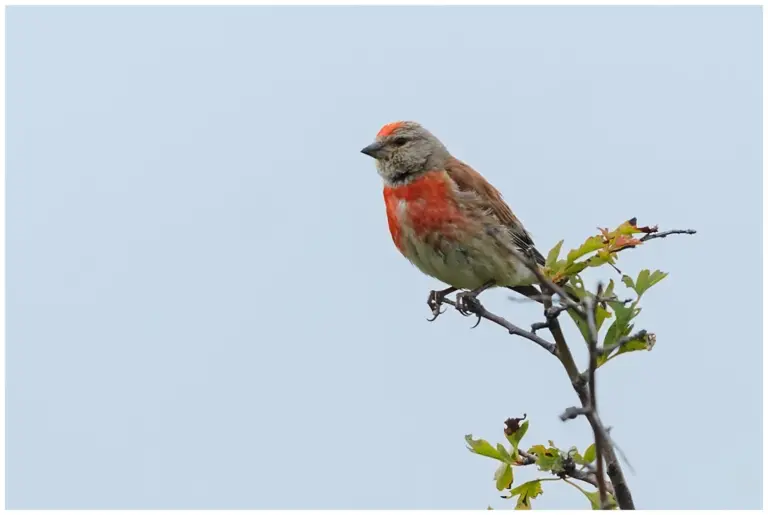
[606,300,634,325]
[634,269,650,294]
[602,320,633,353]
[600,322,623,364]
[497,444,512,463]
[615,218,649,236]
[584,250,616,269]
[566,235,605,264]
[567,308,591,344]
[583,490,618,510]
[546,240,564,268]
[494,462,513,491]
[505,420,529,456]
[509,480,543,510]
[584,490,602,510]
[621,274,634,290]
[615,332,656,357]
[465,435,504,461]
[527,445,563,473]
[582,443,597,464]
[635,269,668,296]
[595,303,612,331]
[569,275,586,294]
[562,261,589,277]
[603,279,615,300]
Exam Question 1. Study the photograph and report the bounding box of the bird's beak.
[360,141,385,159]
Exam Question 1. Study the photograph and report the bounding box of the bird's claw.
[456,292,478,315]
[456,292,483,328]
[427,290,448,322]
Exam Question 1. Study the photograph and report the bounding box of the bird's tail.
[507,283,581,305]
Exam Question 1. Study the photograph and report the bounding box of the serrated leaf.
[566,236,605,264]
[509,480,543,510]
[546,240,564,269]
[505,420,529,456]
[635,269,668,296]
[621,275,634,290]
[583,443,597,463]
[634,269,650,294]
[494,462,513,491]
[466,435,504,461]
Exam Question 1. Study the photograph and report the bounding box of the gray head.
[360,121,451,186]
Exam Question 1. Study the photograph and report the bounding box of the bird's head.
[361,121,450,186]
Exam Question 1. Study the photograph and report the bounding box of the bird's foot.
[456,281,495,328]
[456,291,482,316]
[456,292,484,328]
[427,287,457,322]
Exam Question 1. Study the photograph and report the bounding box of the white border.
[1,1,764,513]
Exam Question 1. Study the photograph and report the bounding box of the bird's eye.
[393,137,408,147]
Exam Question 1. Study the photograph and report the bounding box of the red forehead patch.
[377,121,405,138]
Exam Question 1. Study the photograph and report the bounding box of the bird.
[360,121,549,320]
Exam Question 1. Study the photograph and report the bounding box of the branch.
[446,221,697,508]
[540,285,582,384]
[441,297,557,356]
[611,228,697,258]
[448,292,635,508]
[516,448,615,494]
[442,282,636,508]
[584,295,609,509]
[559,291,634,510]
[640,228,697,242]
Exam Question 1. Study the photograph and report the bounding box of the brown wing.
[444,157,545,265]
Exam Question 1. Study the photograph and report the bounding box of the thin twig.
[559,406,589,420]
[441,297,557,356]
[540,284,582,384]
[640,229,697,242]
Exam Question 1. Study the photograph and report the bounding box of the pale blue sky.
[7,6,762,509]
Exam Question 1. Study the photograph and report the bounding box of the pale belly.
[396,214,536,290]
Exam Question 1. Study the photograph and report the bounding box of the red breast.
[382,170,465,252]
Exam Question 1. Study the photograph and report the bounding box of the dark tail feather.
[506,284,581,305]
[507,285,546,304]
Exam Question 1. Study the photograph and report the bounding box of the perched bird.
[361,121,547,319]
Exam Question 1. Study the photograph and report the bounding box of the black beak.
[361,141,385,159]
